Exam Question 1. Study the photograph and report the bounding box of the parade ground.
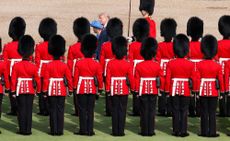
[0,0,230,141]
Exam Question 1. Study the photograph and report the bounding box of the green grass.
[1,95,230,141]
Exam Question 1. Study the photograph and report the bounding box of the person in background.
[3,17,26,116]
[217,15,230,117]
[100,17,123,116]
[67,17,90,116]
[96,13,110,60]
[128,18,149,116]
[0,38,10,134]
[139,0,156,38]
[187,17,204,117]
[11,35,41,135]
[90,20,103,39]
[35,17,57,116]
[156,18,177,116]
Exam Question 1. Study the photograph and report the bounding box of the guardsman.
[156,18,177,116]
[128,18,149,116]
[73,34,103,136]
[135,37,163,136]
[67,17,90,116]
[35,17,57,116]
[187,17,204,117]
[139,0,156,38]
[196,35,224,137]
[0,38,10,134]
[43,35,73,136]
[165,34,195,137]
[217,15,230,117]
[3,17,26,115]
[100,17,123,116]
[106,36,134,136]
[11,35,41,135]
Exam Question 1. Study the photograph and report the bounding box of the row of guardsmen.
[0,0,230,138]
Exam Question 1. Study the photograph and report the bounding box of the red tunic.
[194,60,224,97]
[165,58,195,97]
[73,58,103,94]
[0,60,10,93]
[99,41,114,76]
[35,41,53,77]
[156,41,174,91]
[189,41,203,59]
[67,42,84,76]
[224,60,230,92]
[43,60,73,96]
[135,60,164,95]
[217,40,230,74]
[11,60,41,96]
[146,17,156,38]
[128,41,144,74]
[3,41,22,77]
[106,59,134,96]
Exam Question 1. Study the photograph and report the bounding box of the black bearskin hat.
[141,37,158,60]
[112,36,127,59]
[173,34,189,58]
[18,35,35,58]
[160,18,177,42]
[73,17,90,42]
[39,17,57,41]
[8,17,26,41]
[81,34,98,58]
[133,18,150,42]
[201,35,217,59]
[106,18,123,39]
[48,35,65,58]
[187,17,204,40]
[218,15,230,38]
[139,0,155,15]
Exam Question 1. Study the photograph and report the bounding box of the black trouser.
[139,95,157,135]
[38,78,49,115]
[111,95,128,136]
[16,94,34,134]
[0,94,3,118]
[158,91,166,115]
[171,96,190,134]
[77,94,96,134]
[219,95,226,116]
[189,95,196,116]
[48,96,65,134]
[227,96,230,116]
[132,92,140,115]
[196,94,201,116]
[9,91,17,114]
[105,93,112,116]
[200,97,218,136]
[73,92,79,116]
